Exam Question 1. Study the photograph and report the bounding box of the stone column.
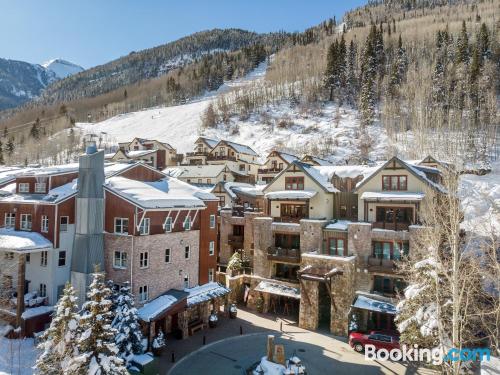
[244,211,264,267]
[201,302,210,324]
[300,219,328,254]
[299,280,319,330]
[178,311,189,339]
[253,217,273,277]
[219,209,233,265]
[330,262,356,336]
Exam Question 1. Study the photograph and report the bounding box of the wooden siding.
[116,164,165,182]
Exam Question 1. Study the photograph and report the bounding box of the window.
[40,251,48,266]
[58,251,66,267]
[139,285,148,302]
[219,196,225,207]
[165,249,171,263]
[139,252,149,268]
[285,177,304,190]
[60,216,69,232]
[208,268,214,282]
[328,238,346,256]
[114,218,129,234]
[139,218,150,235]
[209,214,216,229]
[20,214,32,231]
[113,251,127,269]
[184,246,190,259]
[183,216,191,230]
[5,213,15,228]
[373,276,406,296]
[164,217,173,232]
[376,207,413,227]
[209,241,215,256]
[280,204,307,219]
[207,179,211,184]
[18,183,29,193]
[373,241,409,260]
[183,275,189,289]
[34,183,46,193]
[382,175,407,191]
[26,253,30,263]
[239,164,245,171]
[41,215,49,233]
[39,283,47,298]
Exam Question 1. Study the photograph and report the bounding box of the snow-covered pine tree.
[36,282,80,375]
[112,283,144,364]
[324,40,338,101]
[346,40,358,106]
[359,27,377,126]
[455,20,469,65]
[69,270,128,374]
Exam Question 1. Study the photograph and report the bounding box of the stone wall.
[300,219,328,253]
[253,217,273,278]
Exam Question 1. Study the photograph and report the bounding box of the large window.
[114,251,127,269]
[328,238,346,256]
[18,183,29,193]
[139,252,149,268]
[382,175,407,191]
[139,218,150,235]
[280,204,307,219]
[376,207,413,226]
[373,241,409,260]
[274,233,300,249]
[41,215,49,233]
[274,263,299,282]
[5,213,15,228]
[114,218,129,234]
[285,177,304,190]
[20,214,32,231]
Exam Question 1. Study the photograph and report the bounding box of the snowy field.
[0,336,37,375]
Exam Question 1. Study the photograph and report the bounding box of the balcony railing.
[258,167,283,174]
[186,152,209,157]
[267,247,301,263]
[372,221,410,231]
[207,155,237,162]
[365,256,396,273]
[272,216,306,224]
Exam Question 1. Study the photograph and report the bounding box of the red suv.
[349,331,400,353]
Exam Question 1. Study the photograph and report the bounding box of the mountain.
[0,57,83,111]
[42,59,84,79]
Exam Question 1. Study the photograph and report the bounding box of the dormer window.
[18,183,29,193]
[382,175,407,191]
[35,183,46,193]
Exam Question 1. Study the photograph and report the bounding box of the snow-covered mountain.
[42,58,84,79]
[0,57,82,110]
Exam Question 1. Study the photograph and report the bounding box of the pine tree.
[30,118,41,140]
[324,40,338,100]
[36,283,80,375]
[359,27,377,126]
[388,35,408,97]
[69,271,128,374]
[477,23,490,60]
[0,141,4,165]
[6,137,14,156]
[346,40,358,106]
[455,20,469,65]
[112,283,144,364]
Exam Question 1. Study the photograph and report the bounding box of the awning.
[265,190,317,200]
[0,228,53,253]
[185,282,230,307]
[351,294,397,315]
[138,289,188,322]
[254,281,300,299]
[360,192,425,202]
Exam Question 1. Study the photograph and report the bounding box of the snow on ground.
[0,336,38,375]
[459,161,500,236]
[76,62,389,163]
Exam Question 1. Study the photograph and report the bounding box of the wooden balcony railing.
[365,257,396,273]
[207,155,237,162]
[258,167,283,174]
[372,221,410,231]
[267,247,301,263]
[186,152,209,157]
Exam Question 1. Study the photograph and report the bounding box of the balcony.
[228,234,244,246]
[372,222,410,231]
[267,247,301,263]
[207,155,237,162]
[272,216,306,224]
[186,151,209,157]
[258,167,283,174]
[365,257,396,273]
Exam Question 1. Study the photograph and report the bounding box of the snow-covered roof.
[272,151,299,164]
[105,176,206,209]
[0,167,23,186]
[163,164,226,179]
[312,164,379,180]
[0,228,53,252]
[265,190,317,200]
[148,177,218,201]
[360,191,426,201]
[224,182,265,199]
[0,180,78,204]
[197,136,219,149]
[297,162,338,193]
[185,282,230,307]
[21,305,54,320]
[125,150,157,158]
[137,294,179,322]
[352,294,397,315]
[18,163,80,177]
[254,281,301,299]
[219,140,259,157]
[103,162,138,177]
[302,155,333,166]
[324,220,353,231]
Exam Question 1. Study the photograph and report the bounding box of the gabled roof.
[0,180,77,204]
[354,156,446,193]
[214,140,259,157]
[267,150,299,165]
[195,136,219,149]
[128,137,175,151]
[301,155,333,166]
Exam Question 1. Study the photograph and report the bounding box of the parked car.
[348,331,400,353]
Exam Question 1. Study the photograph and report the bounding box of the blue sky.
[0,0,366,68]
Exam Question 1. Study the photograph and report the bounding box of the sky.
[0,0,366,69]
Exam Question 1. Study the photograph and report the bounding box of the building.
[300,155,334,166]
[163,164,236,185]
[112,138,178,170]
[218,156,446,336]
[258,151,299,184]
[184,137,219,165]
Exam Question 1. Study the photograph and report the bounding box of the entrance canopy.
[0,228,53,253]
[351,294,397,315]
[185,282,230,307]
[265,190,317,200]
[255,281,300,299]
[138,289,188,322]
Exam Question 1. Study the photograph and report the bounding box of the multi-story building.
[219,156,445,336]
[184,137,219,165]
[112,137,178,170]
[257,151,298,184]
